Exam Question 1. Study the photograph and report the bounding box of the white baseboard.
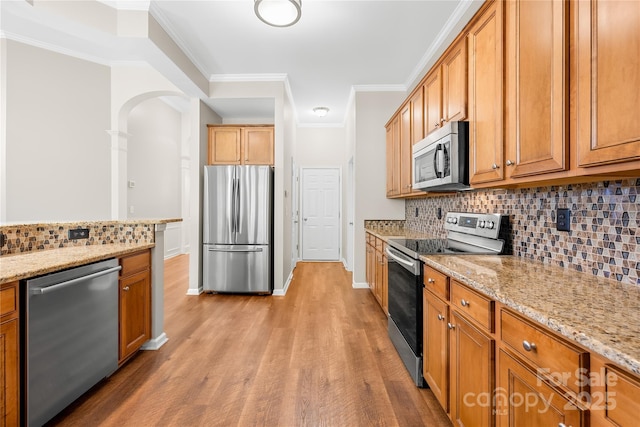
[341,257,350,270]
[273,270,294,296]
[352,281,370,289]
[141,332,168,350]
[186,287,203,296]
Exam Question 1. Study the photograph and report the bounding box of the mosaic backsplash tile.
[0,223,155,256]
[405,178,640,286]
[364,219,406,232]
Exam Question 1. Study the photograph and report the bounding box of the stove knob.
[487,221,495,229]
[479,220,485,228]
[452,217,458,224]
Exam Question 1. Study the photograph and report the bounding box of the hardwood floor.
[48,256,451,426]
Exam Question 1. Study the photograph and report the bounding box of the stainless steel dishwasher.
[25,258,121,426]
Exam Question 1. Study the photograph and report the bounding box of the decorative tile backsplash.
[405,179,640,286]
[0,222,155,256]
[364,219,405,232]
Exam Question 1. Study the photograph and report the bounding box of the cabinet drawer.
[450,280,493,332]
[1,282,18,318]
[604,364,640,427]
[500,309,589,395]
[120,250,150,277]
[423,266,449,301]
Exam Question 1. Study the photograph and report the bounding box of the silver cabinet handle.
[447,323,455,330]
[440,118,445,123]
[427,278,435,283]
[460,299,470,307]
[437,314,445,321]
[492,163,499,169]
[506,159,514,166]
[123,286,130,291]
[558,424,566,427]
[434,122,440,128]
[522,340,537,352]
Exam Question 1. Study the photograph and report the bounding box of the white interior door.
[301,168,340,261]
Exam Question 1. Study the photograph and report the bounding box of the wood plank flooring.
[48,256,451,426]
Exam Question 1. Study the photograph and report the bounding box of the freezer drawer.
[203,244,272,294]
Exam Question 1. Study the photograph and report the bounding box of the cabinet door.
[468,0,505,185]
[386,116,400,197]
[423,291,449,412]
[424,69,443,135]
[375,249,384,307]
[382,249,388,315]
[575,0,640,167]
[410,87,424,144]
[442,38,468,123]
[497,349,585,427]
[505,0,568,179]
[450,311,495,427]
[119,270,151,362]
[0,319,19,426]
[400,104,413,195]
[208,127,241,165]
[243,127,274,165]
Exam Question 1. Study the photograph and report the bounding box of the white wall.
[352,91,406,285]
[127,97,181,219]
[2,40,111,222]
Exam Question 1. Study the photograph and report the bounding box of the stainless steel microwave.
[412,121,469,191]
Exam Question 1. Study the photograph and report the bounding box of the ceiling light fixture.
[313,107,329,117]
[254,0,302,28]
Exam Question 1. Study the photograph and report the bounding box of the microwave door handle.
[434,144,443,178]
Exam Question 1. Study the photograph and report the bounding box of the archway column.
[106,129,130,220]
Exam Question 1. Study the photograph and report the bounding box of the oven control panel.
[444,212,507,239]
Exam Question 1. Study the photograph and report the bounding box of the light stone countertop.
[422,255,640,376]
[364,226,640,376]
[0,243,154,284]
[365,228,439,240]
[0,218,182,227]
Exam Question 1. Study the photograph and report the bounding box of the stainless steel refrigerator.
[203,165,273,294]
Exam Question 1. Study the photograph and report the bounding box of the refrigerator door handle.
[231,178,238,233]
[235,177,241,234]
[207,247,264,253]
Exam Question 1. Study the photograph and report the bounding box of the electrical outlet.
[69,228,90,240]
[436,207,442,219]
[0,233,5,247]
[415,207,419,217]
[557,208,570,232]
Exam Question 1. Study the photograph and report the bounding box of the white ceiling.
[1,0,484,126]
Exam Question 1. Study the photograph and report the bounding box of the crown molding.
[405,0,479,89]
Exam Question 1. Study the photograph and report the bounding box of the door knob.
[304,218,308,221]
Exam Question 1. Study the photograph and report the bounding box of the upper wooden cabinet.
[442,38,468,124]
[208,125,274,166]
[424,69,443,136]
[400,104,414,196]
[575,0,640,167]
[468,0,504,185]
[504,0,568,179]
[386,116,400,197]
[410,87,424,144]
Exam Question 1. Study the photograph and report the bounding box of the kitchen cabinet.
[208,125,274,166]
[575,0,640,168]
[449,304,495,427]
[365,233,388,315]
[441,38,468,125]
[399,103,414,196]
[423,289,449,412]
[589,353,640,427]
[1,281,19,427]
[410,86,424,144]
[468,0,505,185]
[497,349,585,427]
[385,116,400,197]
[423,69,442,136]
[119,250,151,364]
[504,0,568,179]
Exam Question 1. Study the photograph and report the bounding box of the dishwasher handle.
[29,265,122,295]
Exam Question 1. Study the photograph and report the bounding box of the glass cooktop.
[387,238,474,259]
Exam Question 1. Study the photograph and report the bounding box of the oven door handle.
[385,247,417,269]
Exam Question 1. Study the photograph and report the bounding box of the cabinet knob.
[558,424,567,427]
[437,314,445,321]
[434,122,440,128]
[522,340,537,352]
[440,118,445,123]
[460,299,470,307]
[492,163,500,170]
[447,322,455,330]
[427,278,435,283]
[506,159,514,166]
[123,286,130,291]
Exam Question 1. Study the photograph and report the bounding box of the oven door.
[386,248,422,354]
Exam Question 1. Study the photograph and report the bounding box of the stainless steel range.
[385,212,509,387]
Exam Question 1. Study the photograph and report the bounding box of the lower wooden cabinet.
[119,250,151,363]
[1,281,19,427]
[449,310,495,427]
[423,290,450,411]
[497,349,585,427]
[365,233,388,315]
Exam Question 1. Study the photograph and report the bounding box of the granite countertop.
[0,243,154,284]
[421,254,640,376]
[365,228,438,240]
[0,218,182,227]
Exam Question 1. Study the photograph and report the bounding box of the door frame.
[346,157,354,271]
[299,167,342,261]
[291,158,299,268]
